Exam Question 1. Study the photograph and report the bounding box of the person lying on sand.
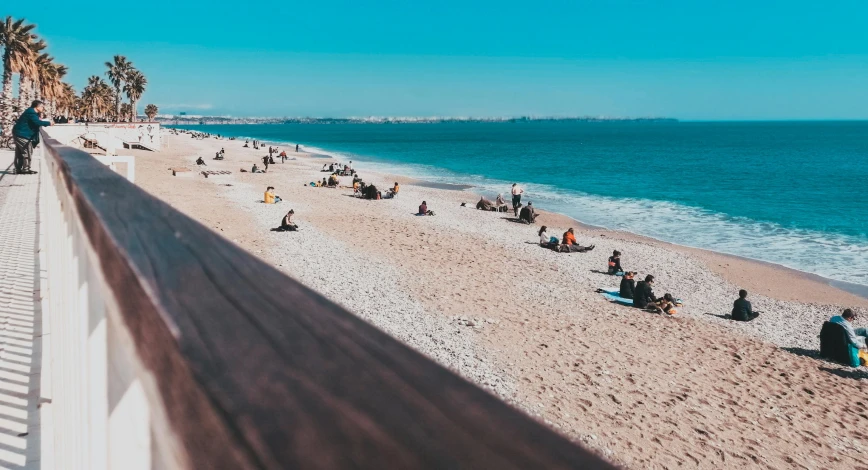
[519,202,540,224]
[608,250,623,275]
[276,209,298,231]
[731,289,760,321]
[633,275,658,309]
[264,186,281,204]
[538,226,559,249]
[477,196,495,211]
[619,272,636,299]
[560,228,595,252]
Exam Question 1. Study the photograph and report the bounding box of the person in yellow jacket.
[264,186,281,204]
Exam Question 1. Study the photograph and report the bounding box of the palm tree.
[123,69,146,122]
[55,82,76,117]
[82,75,113,120]
[0,16,36,136]
[105,55,131,122]
[39,61,67,117]
[17,39,46,113]
[144,103,158,121]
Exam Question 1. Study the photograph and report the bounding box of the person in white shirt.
[538,225,557,248]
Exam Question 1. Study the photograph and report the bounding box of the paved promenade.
[0,149,42,469]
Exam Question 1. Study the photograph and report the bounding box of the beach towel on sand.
[599,289,634,306]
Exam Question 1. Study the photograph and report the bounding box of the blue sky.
[8,0,868,119]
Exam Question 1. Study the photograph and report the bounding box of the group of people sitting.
[350,177,399,200]
[617,273,682,314]
[322,161,356,176]
[477,196,540,224]
[538,226,596,253]
[214,148,225,160]
[475,194,511,213]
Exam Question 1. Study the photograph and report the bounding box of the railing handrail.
[39,129,615,469]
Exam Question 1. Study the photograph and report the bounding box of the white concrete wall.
[46,123,162,151]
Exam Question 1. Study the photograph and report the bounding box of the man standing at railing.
[12,100,53,175]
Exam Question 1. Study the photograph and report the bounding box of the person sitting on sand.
[196,156,206,166]
[651,293,681,315]
[561,228,595,252]
[328,174,339,187]
[277,209,298,231]
[495,193,507,211]
[538,226,559,249]
[619,272,636,299]
[633,275,658,309]
[418,201,430,215]
[608,250,623,275]
[264,186,281,204]
[252,164,264,173]
[731,289,759,321]
[389,182,399,198]
[519,201,540,224]
[830,309,867,351]
[477,196,495,211]
[243,142,249,148]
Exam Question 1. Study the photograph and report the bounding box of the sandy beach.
[129,131,867,469]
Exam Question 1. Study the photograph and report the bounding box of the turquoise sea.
[177,121,868,290]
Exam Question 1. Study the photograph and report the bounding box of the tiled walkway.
[0,149,42,469]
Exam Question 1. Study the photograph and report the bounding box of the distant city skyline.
[6,0,868,120]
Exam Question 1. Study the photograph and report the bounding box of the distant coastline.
[156,115,678,125]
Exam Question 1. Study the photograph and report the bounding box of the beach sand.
[128,132,867,469]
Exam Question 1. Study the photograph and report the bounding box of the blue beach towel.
[599,288,634,306]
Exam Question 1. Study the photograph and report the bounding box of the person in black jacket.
[731,289,759,321]
[633,274,658,308]
[12,100,52,174]
[619,272,636,299]
[608,250,623,274]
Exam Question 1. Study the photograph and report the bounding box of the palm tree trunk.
[131,99,137,122]
[18,75,29,113]
[115,89,121,122]
[0,53,15,137]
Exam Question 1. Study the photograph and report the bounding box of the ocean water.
[177,121,868,288]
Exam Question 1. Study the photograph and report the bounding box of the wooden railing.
[37,129,616,469]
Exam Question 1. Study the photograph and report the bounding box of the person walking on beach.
[511,183,524,216]
[295,144,299,152]
[12,100,53,174]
